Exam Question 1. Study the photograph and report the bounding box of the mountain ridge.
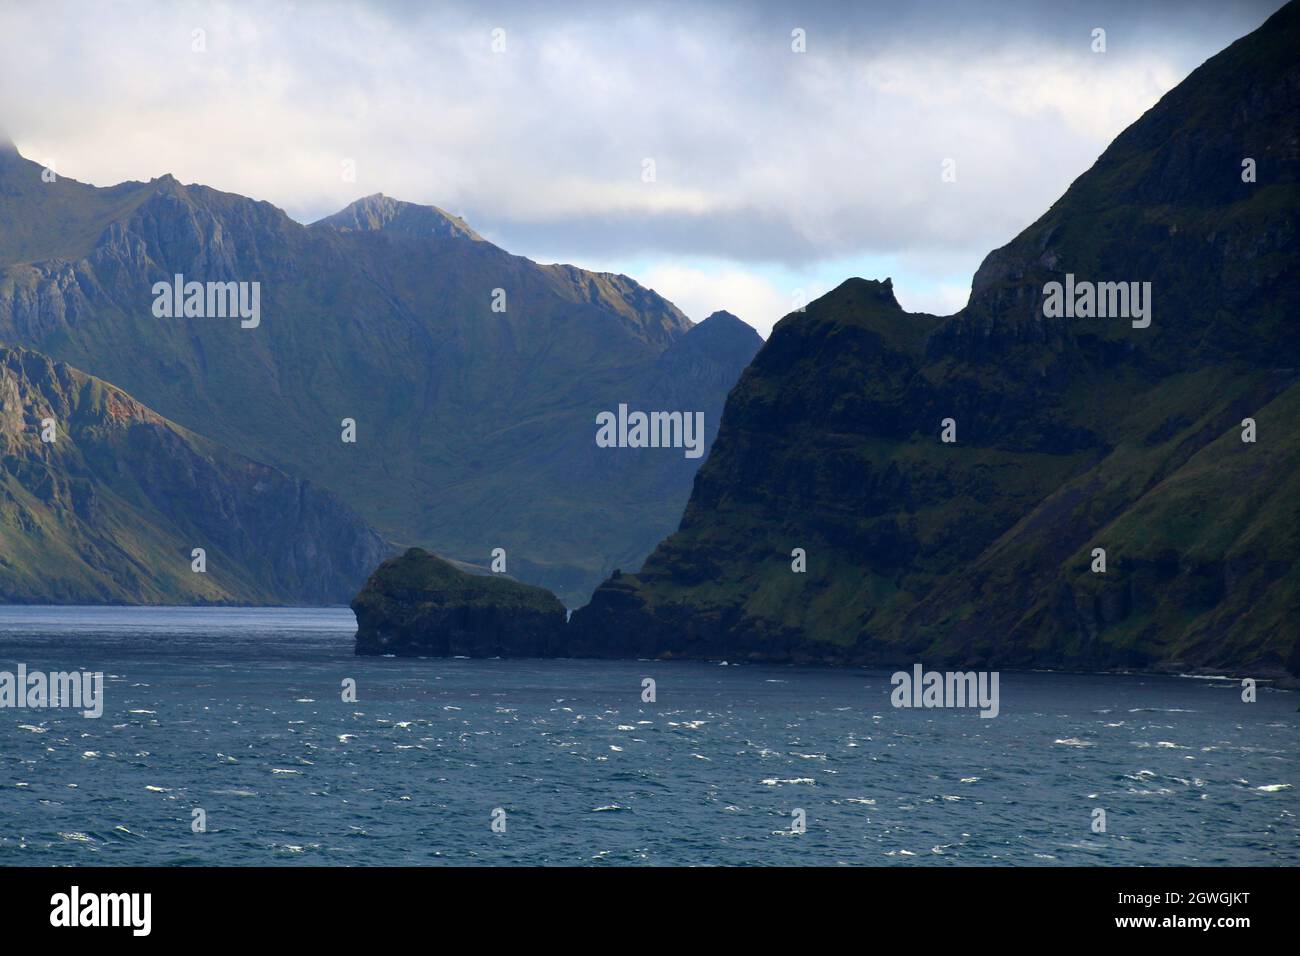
[0,144,760,604]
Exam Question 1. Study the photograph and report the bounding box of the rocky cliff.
[566,2,1300,679]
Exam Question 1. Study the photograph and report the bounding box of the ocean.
[0,606,1293,866]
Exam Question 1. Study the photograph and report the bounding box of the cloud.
[895,281,972,318]
[630,261,825,339]
[0,0,1284,297]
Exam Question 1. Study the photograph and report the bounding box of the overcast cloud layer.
[0,0,1284,334]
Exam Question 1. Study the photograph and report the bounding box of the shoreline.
[2,603,1294,691]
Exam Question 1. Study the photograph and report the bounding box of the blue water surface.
[0,606,1294,866]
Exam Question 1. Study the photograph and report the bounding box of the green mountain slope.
[0,155,761,605]
[568,2,1300,679]
[0,346,390,603]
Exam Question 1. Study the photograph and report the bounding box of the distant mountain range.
[0,146,760,605]
[569,2,1300,679]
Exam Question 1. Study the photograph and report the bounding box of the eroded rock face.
[352,548,567,657]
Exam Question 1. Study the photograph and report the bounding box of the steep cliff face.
[0,346,391,604]
[352,548,566,656]
[568,2,1300,678]
[0,155,758,605]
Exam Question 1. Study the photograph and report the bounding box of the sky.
[0,0,1285,336]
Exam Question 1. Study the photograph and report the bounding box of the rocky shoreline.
[349,551,1299,690]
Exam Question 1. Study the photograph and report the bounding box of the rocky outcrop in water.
[352,548,567,656]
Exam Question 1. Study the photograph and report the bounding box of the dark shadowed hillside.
[568,2,1300,679]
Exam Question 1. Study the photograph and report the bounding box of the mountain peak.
[314,193,483,241]
[0,130,21,163]
[685,309,762,347]
[847,275,897,301]
[147,172,186,195]
[661,309,762,372]
[812,277,904,316]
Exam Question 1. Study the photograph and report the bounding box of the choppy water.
[0,606,1294,866]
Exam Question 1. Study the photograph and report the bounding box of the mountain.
[0,151,761,605]
[0,345,389,603]
[568,2,1300,680]
[313,193,484,241]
